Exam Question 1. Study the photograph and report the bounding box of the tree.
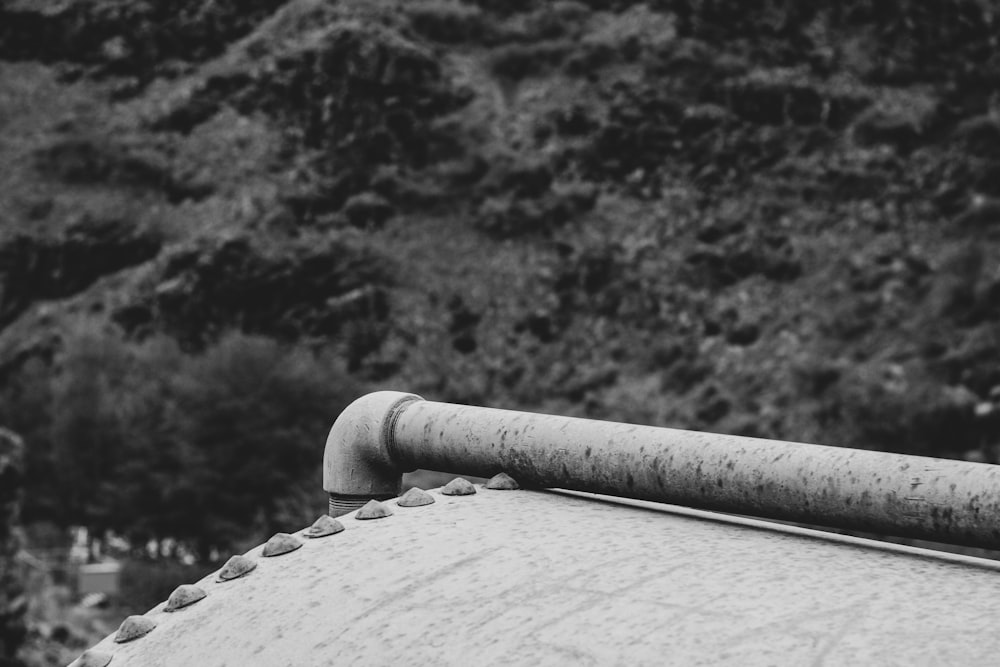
[7,319,361,563]
[49,320,132,551]
[165,333,358,559]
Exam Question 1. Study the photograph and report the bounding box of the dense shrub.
[33,135,214,201]
[0,216,162,327]
[831,365,981,456]
[0,321,360,562]
[474,183,597,237]
[406,2,491,44]
[124,232,393,348]
[0,0,287,79]
[488,40,574,79]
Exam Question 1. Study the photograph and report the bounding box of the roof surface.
[82,482,1000,666]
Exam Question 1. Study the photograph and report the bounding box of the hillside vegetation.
[3,0,1000,551]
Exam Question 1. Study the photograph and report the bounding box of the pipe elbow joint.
[323,391,423,498]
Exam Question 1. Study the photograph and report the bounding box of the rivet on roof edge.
[114,615,156,643]
[263,532,303,557]
[485,472,520,490]
[355,499,393,520]
[218,554,257,581]
[69,649,113,667]
[305,514,345,538]
[441,477,477,496]
[165,584,207,612]
[397,487,435,507]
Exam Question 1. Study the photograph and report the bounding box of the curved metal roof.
[77,481,1000,666]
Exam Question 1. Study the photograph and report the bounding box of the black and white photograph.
[2,1,1000,665]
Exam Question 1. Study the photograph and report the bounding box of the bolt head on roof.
[355,499,393,520]
[441,477,476,496]
[305,514,345,538]
[218,554,257,581]
[114,615,156,643]
[165,584,207,612]
[397,487,435,507]
[263,532,304,557]
[485,472,520,490]
[69,649,113,667]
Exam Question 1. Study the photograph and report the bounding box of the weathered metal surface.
[82,488,1000,666]
[485,472,520,490]
[354,499,392,520]
[327,493,382,517]
[325,392,1000,548]
[323,391,421,497]
[397,487,435,507]
[68,649,112,667]
[164,584,206,612]
[216,555,255,582]
[303,515,344,538]
[440,477,476,496]
[113,615,155,643]
[262,533,302,557]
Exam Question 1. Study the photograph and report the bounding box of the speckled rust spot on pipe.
[325,392,1000,549]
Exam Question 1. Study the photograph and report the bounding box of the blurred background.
[2,0,1000,663]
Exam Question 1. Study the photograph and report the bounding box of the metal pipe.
[323,391,422,514]
[324,391,1000,548]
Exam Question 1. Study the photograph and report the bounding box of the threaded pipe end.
[328,493,397,518]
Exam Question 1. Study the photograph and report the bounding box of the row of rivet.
[355,472,520,518]
[69,473,519,667]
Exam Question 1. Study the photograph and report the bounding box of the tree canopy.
[1,321,360,561]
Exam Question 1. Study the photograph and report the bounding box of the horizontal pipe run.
[324,392,1000,548]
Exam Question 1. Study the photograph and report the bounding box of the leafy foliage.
[1,322,359,561]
